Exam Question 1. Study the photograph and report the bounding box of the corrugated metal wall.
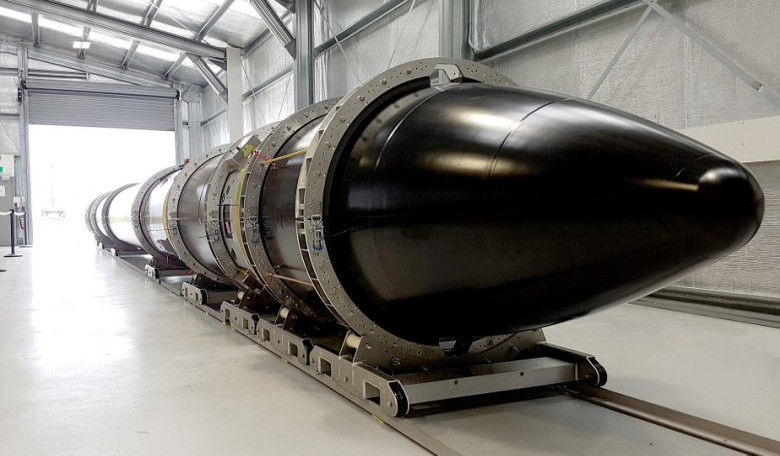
[25,80,177,131]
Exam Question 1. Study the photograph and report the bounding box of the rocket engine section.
[86,59,763,377]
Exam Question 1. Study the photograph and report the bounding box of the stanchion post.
[21,205,29,247]
[4,204,22,258]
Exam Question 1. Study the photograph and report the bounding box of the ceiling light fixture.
[72,40,91,50]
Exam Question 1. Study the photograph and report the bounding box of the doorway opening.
[29,125,175,249]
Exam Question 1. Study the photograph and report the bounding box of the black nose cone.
[685,154,764,253]
[525,98,764,267]
[327,84,765,343]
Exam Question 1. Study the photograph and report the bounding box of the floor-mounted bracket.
[218,301,608,418]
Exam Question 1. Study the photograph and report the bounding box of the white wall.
[680,116,780,164]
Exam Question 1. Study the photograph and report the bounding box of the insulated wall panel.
[243,72,294,133]
[470,0,605,51]
[242,33,295,132]
[0,117,19,156]
[314,0,439,101]
[0,75,16,113]
[200,87,227,151]
[678,161,780,297]
[477,0,780,130]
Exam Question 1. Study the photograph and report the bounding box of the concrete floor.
[1,221,778,455]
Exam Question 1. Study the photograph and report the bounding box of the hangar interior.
[0,1,779,455]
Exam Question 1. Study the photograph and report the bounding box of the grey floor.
[1,222,778,455]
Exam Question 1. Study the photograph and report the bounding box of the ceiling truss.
[76,0,97,59]
[164,0,235,80]
[120,0,162,69]
[0,0,292,89]
[0,0,226,59]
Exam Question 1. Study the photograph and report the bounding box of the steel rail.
[559,385,780,456]
[638,287,780,329]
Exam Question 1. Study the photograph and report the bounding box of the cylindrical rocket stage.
[87,58,763,357]
[85,166,184,266]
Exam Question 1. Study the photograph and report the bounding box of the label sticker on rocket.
[242,144,254,157]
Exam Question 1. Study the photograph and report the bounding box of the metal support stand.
[108,247,145,257]
[4,205,22,258]
[181,274,238,318]
[144,264,190,280]
[143,257,189,280]
[218,301,607,418]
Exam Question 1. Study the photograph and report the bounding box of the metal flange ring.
[240,98,338,321]
[298,58,523,370]
[131,164,184,264]
[166,145,232,284]
[101,183,141,250]
[84,196,96,235]
[204,124,277,290]
[87,193,110,244]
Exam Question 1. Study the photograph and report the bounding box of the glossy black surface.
[326,83,764,344]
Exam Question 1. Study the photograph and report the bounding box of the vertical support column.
[16,44,32,246]
[174,95,186,164]
[439,0,472,60]
[294,0,313,109]
[226,47,244,142]
[188,90,204,158]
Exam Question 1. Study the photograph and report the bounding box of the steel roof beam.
[120,0,162,69]
[163,0,234,80]
[77,0,98,59]
[642,0,780,109]
[0,0,226,59]
[195,0,234,41]
[313,0,408,57]
[27,46,172,87]
[293,0,311,109]
[187,53,225,99]
[473,0,642,62]
[163,54,186,80]
[249,0,295,56]
[0,66,87,79]
[30,12,39,47]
